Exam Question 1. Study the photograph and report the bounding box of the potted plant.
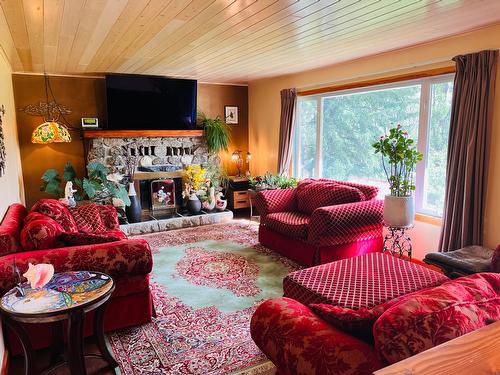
[197,111,231,154]
[41,162,130,206]
[249,173,298,191]
[373,125,423,227]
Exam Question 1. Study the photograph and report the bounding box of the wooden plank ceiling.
[1,0,500,84]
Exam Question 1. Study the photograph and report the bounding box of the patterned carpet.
[108,221,299,374]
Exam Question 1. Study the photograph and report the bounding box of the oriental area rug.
[107,221,299,375]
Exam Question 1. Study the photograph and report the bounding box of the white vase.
[383,195,415,227]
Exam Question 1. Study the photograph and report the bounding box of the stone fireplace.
[84,133,232,233]
[86,135,217,213]
[86,136,213,174]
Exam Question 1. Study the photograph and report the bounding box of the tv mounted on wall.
[105,74,197,130]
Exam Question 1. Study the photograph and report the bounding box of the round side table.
[1,271,118,375]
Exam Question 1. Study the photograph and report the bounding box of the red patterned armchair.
[251,253,500,375]
[0,200,154,350]
[254,179,384,266]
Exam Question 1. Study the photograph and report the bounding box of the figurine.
[64,181,77,207]
[202,187,216,211]
[216,191,227,211]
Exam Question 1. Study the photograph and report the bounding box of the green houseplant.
[197,111,231,154]
[249,173,298,191]
[372,125,423,227]
[41,162,131,206]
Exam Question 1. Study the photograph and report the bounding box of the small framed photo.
[224,106,238,124]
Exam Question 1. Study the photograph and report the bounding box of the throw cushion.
[0,203,27,256]
[265,212,310,238]
[24,212,50,225]
[296,180,365,215]
[59,232,122,246]
[70,204,107,233]
[31,199,78,233]
[373,272,500,365]
[20,217,65,250]
[98,205,120,230]
[492,244,500,273]
[309,289,427,341]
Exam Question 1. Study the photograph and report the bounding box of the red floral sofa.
[254,179,384,266]
[251,253,500,375]
[0,199,154,350]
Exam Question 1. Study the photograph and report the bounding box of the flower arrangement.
[182,164,207,199]
[372,125,423,197]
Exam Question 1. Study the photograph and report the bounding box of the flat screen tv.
[105,74,197,130]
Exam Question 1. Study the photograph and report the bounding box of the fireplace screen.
[151,179,176,212]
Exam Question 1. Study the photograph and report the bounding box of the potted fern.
[197,111,231,154]
[373,125,423,227]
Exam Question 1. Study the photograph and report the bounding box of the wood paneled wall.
[12,74,247,208]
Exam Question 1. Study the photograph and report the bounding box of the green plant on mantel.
[41,161,131,205]
[197,111,231,154]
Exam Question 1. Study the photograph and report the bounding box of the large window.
[293,75,454,217]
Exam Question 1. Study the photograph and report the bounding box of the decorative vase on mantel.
[186,193,202,215]
[383,195,415,228]
[125,181,142,223]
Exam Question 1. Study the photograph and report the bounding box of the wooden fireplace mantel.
[82,129,204,139]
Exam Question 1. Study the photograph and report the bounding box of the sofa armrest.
[0,239,152,295]
[253,189,297,217]
[250,297,383,375]
[308,200,384,244]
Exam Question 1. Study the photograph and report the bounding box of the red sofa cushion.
[296,180,364,215]
[98,205,120,230]
[70,204,107,233]
[0,203,27,256]
[31,199,78,233]
[309,288,426,342]
[284,253,449,309]
[20,217,65,250]
[374,273,500,364]
[24,212,49,225]
[265,212,310,239]
[328,180,379,200]
[59,232,122,246]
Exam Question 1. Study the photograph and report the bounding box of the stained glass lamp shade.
[31,121,72,144]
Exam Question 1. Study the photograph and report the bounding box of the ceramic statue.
[216,192,227,211]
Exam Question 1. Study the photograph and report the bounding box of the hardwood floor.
[9,336,115,375]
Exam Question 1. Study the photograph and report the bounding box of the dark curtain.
[439,50,498,251]
[277,88,297,175]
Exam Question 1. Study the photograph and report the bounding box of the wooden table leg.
[68,309,86,375]
[3,317,36,375]
[94,303,118,371]
[49,320,64,365]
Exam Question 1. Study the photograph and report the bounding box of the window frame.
[293,73,455,218]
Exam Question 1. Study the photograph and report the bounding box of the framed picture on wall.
[224,106,238,124]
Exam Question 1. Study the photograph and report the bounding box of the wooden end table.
[1,271,118,375]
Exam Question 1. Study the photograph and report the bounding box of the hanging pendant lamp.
[19,73,73,144]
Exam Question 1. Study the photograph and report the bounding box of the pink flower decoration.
[23,263,54,289]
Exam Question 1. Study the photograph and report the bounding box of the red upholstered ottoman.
[283,252,449,309]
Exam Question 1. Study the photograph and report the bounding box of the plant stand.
[383,225,413,259]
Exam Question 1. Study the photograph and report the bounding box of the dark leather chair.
[424,245,495,278]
